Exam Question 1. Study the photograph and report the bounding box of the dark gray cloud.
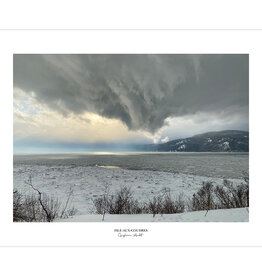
[13,54,249,133]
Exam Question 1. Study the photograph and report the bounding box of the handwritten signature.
[118,233,144,238]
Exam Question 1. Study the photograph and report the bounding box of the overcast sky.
[13,54,249,152]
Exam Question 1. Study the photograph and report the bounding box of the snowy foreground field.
[58,208,248,222]
[13,163,248,222]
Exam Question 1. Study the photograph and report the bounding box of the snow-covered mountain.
[142,130,249,152]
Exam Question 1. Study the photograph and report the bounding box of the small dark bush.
[191,182,215,212]
[66,207,78,217]
[148,194,163,217]
[159,189,185,214]
[13,177,76,222]
[93,196,106,215]
[94,186,187,218]
[94,173,250,220]
[107,186,134,214]
[93,186,145,216]
[214,184,234,209]
[13,190,26,221]
[13,190,61,222]
[215,179,249,209]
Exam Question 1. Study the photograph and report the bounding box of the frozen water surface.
[14,152,248,178]
[13,152,249,216]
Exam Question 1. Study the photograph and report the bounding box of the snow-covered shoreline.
[57,208,249,222]
[13,164,246,219]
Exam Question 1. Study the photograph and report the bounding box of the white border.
[1,0,262,29]
[0,30,261,246]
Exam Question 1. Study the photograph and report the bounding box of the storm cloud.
[13,54,248,134]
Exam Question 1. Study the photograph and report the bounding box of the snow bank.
[58,208,248,222]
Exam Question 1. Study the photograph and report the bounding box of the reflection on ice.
[96,165,121,169]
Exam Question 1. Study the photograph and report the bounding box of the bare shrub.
[13,190,61,222]
[91,175,249,219]
[24,176,61,222]
[93,186,145,217]
[13,176,76,222]
[107,186,133,214]
[148,195,163,217]
[93,194,108,220]
[13,190,26,222]
[93,196,106,215]
[41,194,61,221]
[160,189,185,214]
[175,193,186,213]
[125,198,145,214]
[243,172,249,207]
[93,186,186,217]
[214,184,234,209]
[93,184,111,220]
[147,189,185,216]
[190,175,249,213]
[215,179,249,209]
[23,193,42,221]
[60,186,74,218]
[191,182,215,214]
[66,207,78,217]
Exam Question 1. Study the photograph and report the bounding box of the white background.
[1,0,262,272]
[0,30,261,247]
[0,0,262,29]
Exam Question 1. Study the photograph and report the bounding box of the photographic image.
[13,54,249,222]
